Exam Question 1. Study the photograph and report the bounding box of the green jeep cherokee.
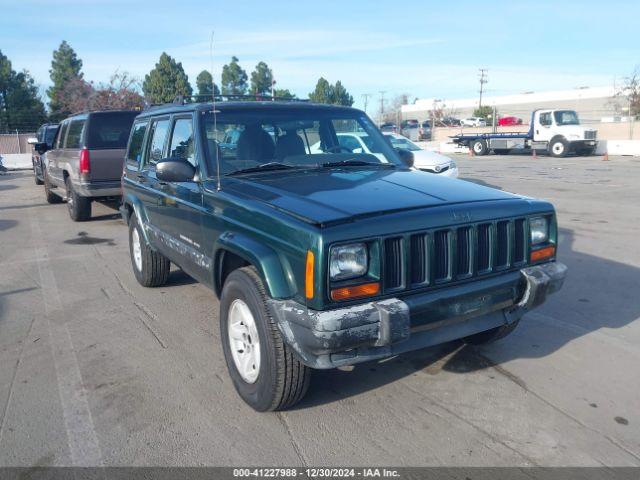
[120,99,567,411]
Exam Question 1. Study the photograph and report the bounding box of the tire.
[493,149,509,155]
[65,176,92,221]
[34,166,44,185]
[220,266,311,412]
[43,168,62,204]
[549,137,568,158]
[463,319,520,345]
[471,139,488,156]
[128,215,170,287]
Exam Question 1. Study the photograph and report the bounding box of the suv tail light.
[79,149,90,177]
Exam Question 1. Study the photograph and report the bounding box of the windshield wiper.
[227,162,299,176]
[320,159,395,168]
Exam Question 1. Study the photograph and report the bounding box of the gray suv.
[39,110,138,220]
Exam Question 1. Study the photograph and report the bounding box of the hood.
[412,150,453,168]
[223,168,520,226]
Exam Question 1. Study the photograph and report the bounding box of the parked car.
[498,116,523,126]
[461,117,487,127]
[384,133,458,177]
[36,110,138,220]
[419,120,432,140]
[379,122,397,133]
[28,123,58,185]
[311,132,457,178]
[400,119,419,141]
[441,116,461,127]
[121,99,566,411]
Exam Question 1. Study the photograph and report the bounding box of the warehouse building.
[401,86,623,126]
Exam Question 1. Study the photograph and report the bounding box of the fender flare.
[214,232,296,300]
[121,192,152,245]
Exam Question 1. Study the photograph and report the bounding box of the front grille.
[384,237,404,290]
[382,217,529,294]
[456,226,472,277]
[584,130,597,140]
[433,230,450,281]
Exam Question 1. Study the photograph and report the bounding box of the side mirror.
[353,147,364,154]
[27,137,38,145]
[34,142,49,154]
[396,148,414,168]
[156,157,196,183]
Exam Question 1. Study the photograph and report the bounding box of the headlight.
[330,243,368,281]
[530,216,549,245]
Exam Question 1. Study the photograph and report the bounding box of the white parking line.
[29,213,103,467]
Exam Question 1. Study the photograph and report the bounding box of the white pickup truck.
[452,109,598,157]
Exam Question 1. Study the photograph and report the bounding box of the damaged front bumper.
[269,262,567,369]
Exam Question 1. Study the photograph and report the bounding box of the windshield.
[553,110,580,126]
[201,108,402,175]
[384,135,421,151]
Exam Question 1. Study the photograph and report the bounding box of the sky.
[1,0,638,111]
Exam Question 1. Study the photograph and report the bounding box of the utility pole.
[478,68,488,110]
[378,91,386,125]
[361,93,371,114]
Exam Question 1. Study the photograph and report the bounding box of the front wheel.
[220,266,311,411]
[128,215,170,287]
[549,137,568,158]
[34,166,44,185]
[471,139,488,156]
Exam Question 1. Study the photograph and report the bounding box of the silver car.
[40,110,138,221]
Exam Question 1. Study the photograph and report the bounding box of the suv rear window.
[87,112,138,149]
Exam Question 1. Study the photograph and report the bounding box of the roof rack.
[171,94,309,105]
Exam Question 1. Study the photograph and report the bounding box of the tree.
[250,62,273,96]
[274,88,296,100]
[55,71,144,113]
[309,78,354,106]
[0,50,47,132]
[142,52,192,104]
[48,40,84,121]
[309,77,332,104]
[221,56,248,95]
[332,81,354,107]
[195,70,220,100]
[473,105,494,121]
[613,67,640,117]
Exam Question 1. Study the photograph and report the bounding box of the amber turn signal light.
[305,251,314,300]
[530,245,555,263]
[331,282,380,301]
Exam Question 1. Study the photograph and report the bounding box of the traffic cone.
[532,148,537,159]
[603,151,609,161]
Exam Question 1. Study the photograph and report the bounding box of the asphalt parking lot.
[1,154,639,467]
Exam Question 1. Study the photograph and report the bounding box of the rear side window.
[147,119,170,165]
[65,120,86,149]
[168,118,195,167]
[126,121,148,167]
[55,122,69,149]
[87,112,137,149]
